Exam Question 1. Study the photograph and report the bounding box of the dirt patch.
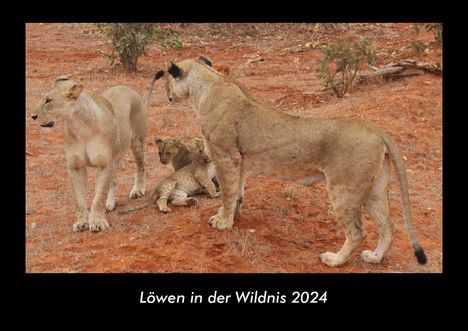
[26,23,442,273]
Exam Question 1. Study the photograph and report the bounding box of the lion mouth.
[40,121,55,128]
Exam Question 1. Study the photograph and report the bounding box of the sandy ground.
[26,23,442,272]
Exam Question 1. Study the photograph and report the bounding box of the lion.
[31,71,162,232]
[118,138,220,214]
[150,56,428,267]
[155,137,193,170]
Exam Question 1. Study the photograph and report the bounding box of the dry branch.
[357,59,441,80]
[246,56,264,65]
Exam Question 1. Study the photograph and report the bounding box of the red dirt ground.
[26,23,442,273]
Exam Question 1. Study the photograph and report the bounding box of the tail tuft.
[414,247,428,265]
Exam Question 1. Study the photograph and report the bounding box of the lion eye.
[45,98,52,104]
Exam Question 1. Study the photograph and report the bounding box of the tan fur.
[31,75,158,232]
[155,137,192,170]
[155,57,427,267]
[119,139,219,214]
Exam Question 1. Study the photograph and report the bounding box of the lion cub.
[155,137,192,170]
[119,139,219,214]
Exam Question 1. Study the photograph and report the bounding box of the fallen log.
[357,59,441,80]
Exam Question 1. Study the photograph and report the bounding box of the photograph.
[25,23,442,273]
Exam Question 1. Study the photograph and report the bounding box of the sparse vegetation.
[412,23,442,50]
[97,23,159,72]
[426,23,442,44]
[319,37,377,98]
[160,36,183,49]
[97,23,183,72]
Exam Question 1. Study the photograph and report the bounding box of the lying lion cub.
[119,139,220,214]
[151,56,428,267]
[31,73,161,231]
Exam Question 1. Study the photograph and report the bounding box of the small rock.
[402,156,407,161]
[248,229,256,233]
[31,222,37,230]
[424,48,430,55]
[424,81,433,85]
[129,237,136,241]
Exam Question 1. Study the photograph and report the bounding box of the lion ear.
[167,61,184,78]
[62,83,83,99]
[198,56,212,67]
[154,70,164,80]
[155,137,163,144]
[53,75,70,87]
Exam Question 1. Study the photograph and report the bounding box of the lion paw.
[73,219,89,232]
[320,252,345,267]
[129,186,145,199]
[208,214,233,230]
[105,199,116,212]
[159,205,172,213]
[88,215,110,232]
[361,250,382,264]
[187,197,197,207]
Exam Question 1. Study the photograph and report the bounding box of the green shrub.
[319,37,377,98]
[97,23,164,72]
[160,36,183,49]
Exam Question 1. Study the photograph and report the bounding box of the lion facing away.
[150,56,428,267]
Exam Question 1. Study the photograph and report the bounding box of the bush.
[97,23,164,72]
[160,36,183,49]
[319,37,377,98]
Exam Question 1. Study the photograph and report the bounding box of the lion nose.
[168,96,173,102]
[31,115,38,120]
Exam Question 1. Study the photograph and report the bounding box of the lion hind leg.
[170,189,197,207]
[129,103,147,199]
[362,157,396,263]
[129,134,146,199]
[106,177,117,212]
[320,187,367,267]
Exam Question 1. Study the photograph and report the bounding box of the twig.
[246,56,264,65]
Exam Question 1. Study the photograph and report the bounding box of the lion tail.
[143,70,165,112]
[118,191,159,215]
[381,133,427,265]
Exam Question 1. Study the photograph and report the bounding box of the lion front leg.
[88,162,114,232]
[67,162,89,232]
[194,168,220,198]
[208,150,241,230]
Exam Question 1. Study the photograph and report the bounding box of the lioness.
[151,56,427,267]
[119,138,219,214]
[31,72,161,232]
